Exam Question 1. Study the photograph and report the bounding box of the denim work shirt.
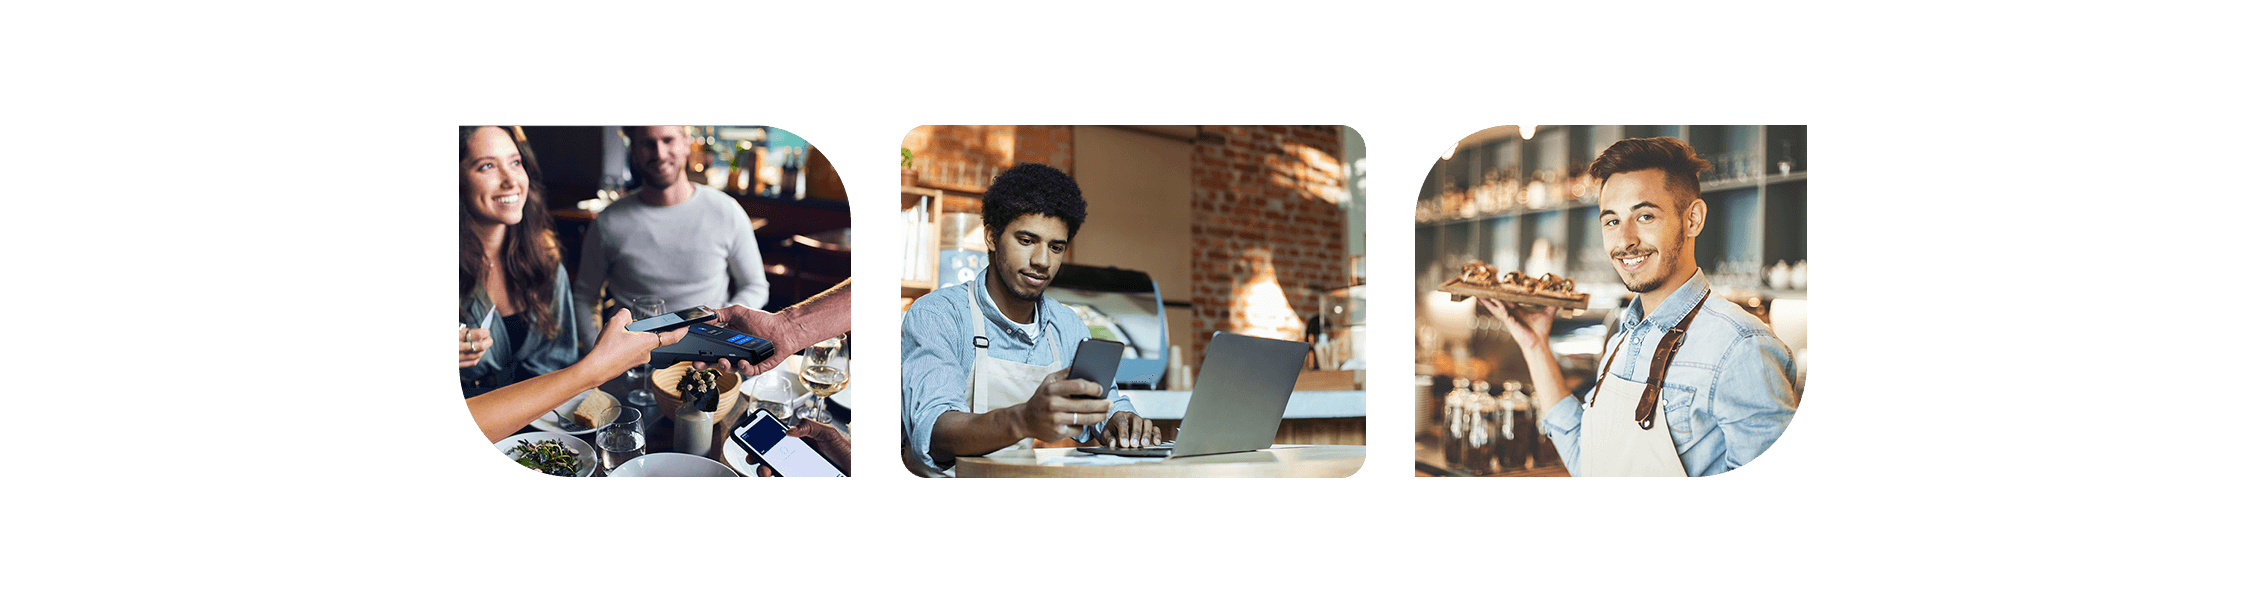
[1543,270,1798,476]
[901,267,1134,474]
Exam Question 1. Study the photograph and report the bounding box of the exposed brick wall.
[901,125,1351,375]
[1188,125,1349,367]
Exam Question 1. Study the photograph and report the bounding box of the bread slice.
[571,391,617,428]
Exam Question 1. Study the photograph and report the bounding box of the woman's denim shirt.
[1543,270,1798,476]
[460,265,583,398]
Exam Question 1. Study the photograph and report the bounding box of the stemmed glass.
[621,296,666,410]
[796,335,846,428]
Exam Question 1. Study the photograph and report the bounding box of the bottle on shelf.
[1444,378,1469,469]
[1498,381,1525,471]
[780,148,802,200]
[1468,381,1494,474]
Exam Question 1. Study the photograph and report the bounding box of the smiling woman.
[459,126,581,398]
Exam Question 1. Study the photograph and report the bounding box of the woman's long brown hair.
[459,126,562,339]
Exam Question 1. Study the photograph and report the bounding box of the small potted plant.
[901,148,918,187]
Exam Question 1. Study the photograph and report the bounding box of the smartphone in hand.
[626,306,716,333]
[1065,338,1127,397]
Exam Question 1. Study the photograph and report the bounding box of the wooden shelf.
[1420,201,1598,225]
[903,188,943,287]
[1700,171,1806,193]
[1421,174,1805,221]
[907,180,986,196]
[1417,125,1806,307]
[900,185,944,202]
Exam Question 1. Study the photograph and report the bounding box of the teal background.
[13,0,2248,599]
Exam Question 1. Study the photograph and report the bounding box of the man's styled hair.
[981,163,1088,238]
[1587,137,1713,209]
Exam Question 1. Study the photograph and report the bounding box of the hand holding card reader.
[730,409,846,477]
[650,322,778,366]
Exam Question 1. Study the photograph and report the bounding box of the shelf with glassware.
[901,186,944,302]
[1415,125,1807,303]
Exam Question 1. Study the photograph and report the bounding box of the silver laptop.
[1078,332,1309,458]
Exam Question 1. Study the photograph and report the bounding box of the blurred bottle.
[1496,381,1520,471]
[1470,381,1496,474]
[1445,378,1469,469]
[780,148,802,200]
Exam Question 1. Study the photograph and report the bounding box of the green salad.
[507,439,582,476]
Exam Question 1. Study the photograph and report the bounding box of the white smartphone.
[728,409,846,477]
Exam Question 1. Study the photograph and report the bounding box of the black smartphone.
[627,306,716,333]
[729,409,847,477]
[651,323,778,366]
[1066,338,1126,397]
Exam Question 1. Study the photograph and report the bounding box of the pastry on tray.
[1439,260,1590,309]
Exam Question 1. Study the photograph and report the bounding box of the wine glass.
[621,296,665,410]
[797,335,846,427]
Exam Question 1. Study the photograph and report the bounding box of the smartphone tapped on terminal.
[627,305,716,333]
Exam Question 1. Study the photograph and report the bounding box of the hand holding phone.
[627,306,716,333]
[729,409,847,477]
[1065,338,1126,398]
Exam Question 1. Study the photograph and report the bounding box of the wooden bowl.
[650,362,743,416]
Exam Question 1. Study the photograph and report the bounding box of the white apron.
[1578,361,1686,477]
[1577,292,1708,477]
[904,284,1060,477]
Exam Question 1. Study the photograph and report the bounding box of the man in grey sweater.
[574,126,769,347]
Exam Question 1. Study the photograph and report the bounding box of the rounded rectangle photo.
[898,125,1368,478]
[1415,125,1806,477]
[457,125,851,477]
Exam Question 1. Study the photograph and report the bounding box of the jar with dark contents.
[1493,382,1520,472]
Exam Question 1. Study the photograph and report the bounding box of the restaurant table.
[955,445,1364,478]
[509,354,851,477]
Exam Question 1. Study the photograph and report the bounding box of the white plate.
[496,432,598,477]
[745,355,853,409]
[723,438,763,477]
[528,389,615,435]
[607,452,735,477]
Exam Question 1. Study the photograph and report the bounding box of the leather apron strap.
[1591,289,1710,430]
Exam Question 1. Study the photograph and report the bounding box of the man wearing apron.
[901,164,1165,477]
[1483,137,1798,477]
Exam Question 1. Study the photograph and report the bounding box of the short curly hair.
[982,163,1087,239]
[1587,137,1713,209]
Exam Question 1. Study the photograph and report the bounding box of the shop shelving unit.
[1415,125,1807,306]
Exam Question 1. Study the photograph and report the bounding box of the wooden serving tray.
[1437,280,1590,310]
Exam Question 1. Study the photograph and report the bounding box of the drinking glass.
[621,296,666,409]
[597,406,646,473]
[796,335,846,427]
[747,373,797,426]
